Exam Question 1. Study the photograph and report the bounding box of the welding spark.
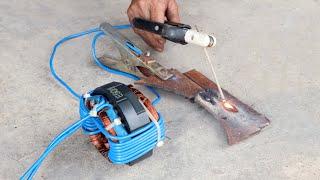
[221,100,238,113]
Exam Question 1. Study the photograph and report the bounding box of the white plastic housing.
[184,29,216,47]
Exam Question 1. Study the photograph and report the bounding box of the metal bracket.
[98,22,173,80]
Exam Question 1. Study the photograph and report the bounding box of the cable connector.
[105,117,122,130]
[83,92,91,99]
[89,105,98,117]
[89,110,98,117]
[157,141,164,147]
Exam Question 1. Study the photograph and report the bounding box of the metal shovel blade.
[136,69,270,145]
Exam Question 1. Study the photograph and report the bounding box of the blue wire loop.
[21,24,165,180]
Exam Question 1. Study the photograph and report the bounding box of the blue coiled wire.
[21,24,165,180]
[79,96,165,164]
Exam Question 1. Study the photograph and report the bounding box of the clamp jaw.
[99,22,270,145]
[99,22,173,80]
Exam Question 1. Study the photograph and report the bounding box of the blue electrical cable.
[21,116,91,179]
[21,24,165,180]
[49,27,101,99]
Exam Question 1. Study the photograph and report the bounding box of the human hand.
[127,0,180,52]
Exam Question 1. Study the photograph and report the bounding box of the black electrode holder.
[132,18,191,45]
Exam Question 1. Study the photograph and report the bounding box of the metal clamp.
[98,22,173,80]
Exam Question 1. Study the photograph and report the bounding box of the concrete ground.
[1,0,320,179]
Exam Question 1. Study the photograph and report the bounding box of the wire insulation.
[21,24,165,180]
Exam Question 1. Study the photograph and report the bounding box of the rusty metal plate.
[185,69,271,145]
[135,69,203,99]
[136,68,271,145]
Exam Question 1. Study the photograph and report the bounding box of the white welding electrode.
[184,29,216,47]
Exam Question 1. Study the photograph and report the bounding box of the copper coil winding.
[87,85,159,158]
[98,112,117,136]
[86,100,113,157]
[89,112,115,158]
[89,133,109,157]
[86,99,117,136]
[128,84,159,120]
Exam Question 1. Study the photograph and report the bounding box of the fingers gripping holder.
[81,82,165,164]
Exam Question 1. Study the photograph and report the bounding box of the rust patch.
[135,69,203,99]
[184,70,270,145]
[184,69,219,90]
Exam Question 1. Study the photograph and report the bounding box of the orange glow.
[222,100,238,112]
